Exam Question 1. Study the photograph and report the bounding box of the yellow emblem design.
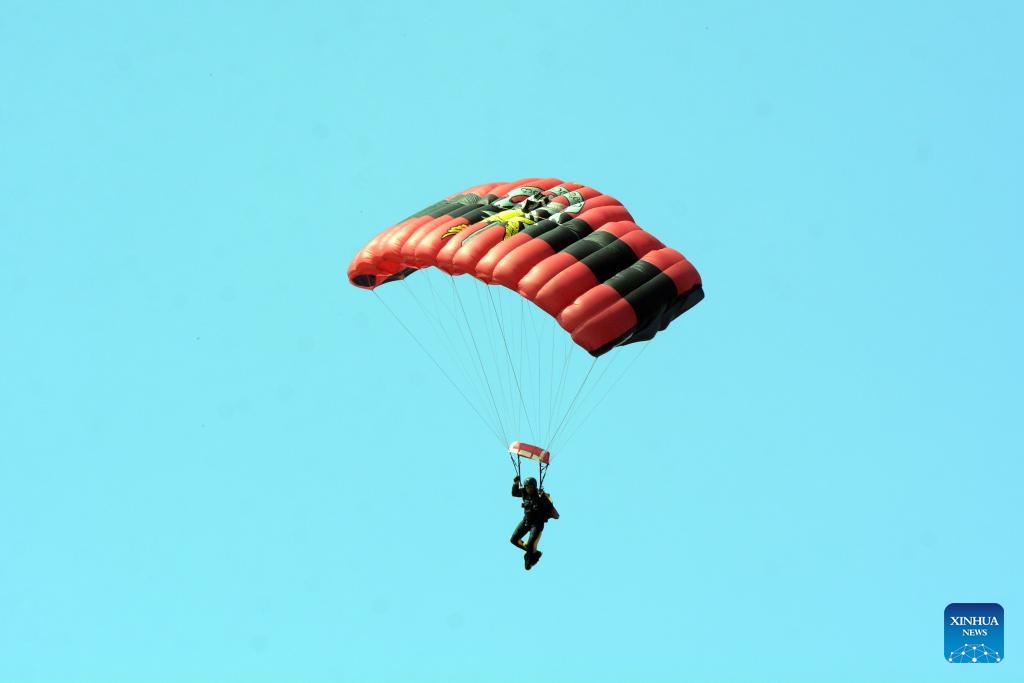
[440,209,536,243]
[441,222,469,239]
[487,209,535,239]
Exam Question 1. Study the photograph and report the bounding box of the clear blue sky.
[2,2,1021,681]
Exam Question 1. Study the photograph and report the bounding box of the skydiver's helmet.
[524,477,538,491]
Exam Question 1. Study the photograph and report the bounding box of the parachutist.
[346,180,705,570]
[510,475,559,570]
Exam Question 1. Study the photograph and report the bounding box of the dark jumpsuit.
[510,482,553,554]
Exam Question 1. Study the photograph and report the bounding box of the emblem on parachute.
[439,185,587,244]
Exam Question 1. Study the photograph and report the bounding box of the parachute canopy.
[348,178,703,356]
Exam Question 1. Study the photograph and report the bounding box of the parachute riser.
[513,454,548,490]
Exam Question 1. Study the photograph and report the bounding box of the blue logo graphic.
[945,603,1003,663]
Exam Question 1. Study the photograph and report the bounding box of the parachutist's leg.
[524,525,544,569]
[510,518,530,551]
[526,525,543,554]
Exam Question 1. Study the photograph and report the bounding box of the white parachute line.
[437,275,507,429]
[415,274,502,437]
[498,289,521,438]
[391,275,500,438]
[526,300,548,445]
[547,347,604,453]
[547,303,559,443]
[477,278,517,446]
[449,276,509,445]
[425,273,491,400]
[551,313,570,445]
[402,276,484,408]
[449,278,506,420]
[486,285,537,440]
[555,342,651,454]
[547,357,599,450]
[566,350,618,424]
[518,296,528,439]
[371,290,504,445]
[472,279,511,438]
[420,272,466,349]
[493,285,519,439]
[546,335,576,447]
[543,334,564,447]
[563,349,625,430]
[510,291,529,440]
[537,303,550,443]
[499,289,524,440]
[526,299,544,443]
[500,289,521,436]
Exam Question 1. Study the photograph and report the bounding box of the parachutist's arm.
[511,480,523,497]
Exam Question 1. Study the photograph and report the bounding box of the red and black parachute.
[348,178,703,356]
